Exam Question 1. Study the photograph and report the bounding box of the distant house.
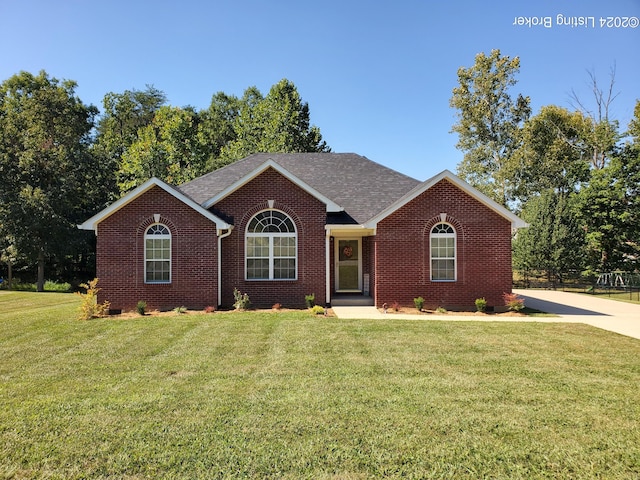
[79,153,525,312]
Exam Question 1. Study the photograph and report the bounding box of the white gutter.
[217,227,234,307]
[325,229,331,306]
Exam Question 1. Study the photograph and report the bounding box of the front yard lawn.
[1,291,638,479]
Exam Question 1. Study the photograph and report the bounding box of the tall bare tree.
[569,66,620,169]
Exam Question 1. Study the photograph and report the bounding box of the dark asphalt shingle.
[177,153,421,224]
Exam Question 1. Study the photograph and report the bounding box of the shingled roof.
[177,153,421,224]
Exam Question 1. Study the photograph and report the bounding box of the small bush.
[310,305,325,315]
[475,297,487,313]
[76,278,110,320]
[413,296,425,311]
[44,280,71,292]
[173,306,187,314]
[136,300,147,316]
[233,288,251,310]
[9,282,35,291]
[503,292,525,312]
[3,280,71,292]
[305,293,315,308]
[204,306,216,314]
[436,306,447,314]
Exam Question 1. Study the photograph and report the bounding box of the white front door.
[335,239,361,292]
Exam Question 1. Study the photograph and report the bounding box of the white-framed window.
[246,210,297,280]
[145,224,171,283]
[430,223,456,281]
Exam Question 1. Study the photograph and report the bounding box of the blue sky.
[1,0,639,180]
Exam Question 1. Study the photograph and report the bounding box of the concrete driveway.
[332,289,640,340]
[514,289,640,340]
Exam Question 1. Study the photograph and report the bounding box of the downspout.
[325,229,331,306]
[217,227,234,307]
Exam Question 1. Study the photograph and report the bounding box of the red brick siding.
[374,179,513,310]
[214,168,327,308]
[96,186,218,312]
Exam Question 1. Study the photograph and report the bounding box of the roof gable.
[200,159,344,212]
[364,170,527,229]
[178,153,421,223]
[78,177,232,233]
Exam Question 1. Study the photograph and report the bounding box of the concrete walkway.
[514,289,640,340]
[331,289,640,340]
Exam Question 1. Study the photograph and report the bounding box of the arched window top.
[247,210,295,234]
[146,224,170,236]
[431,223,455,235]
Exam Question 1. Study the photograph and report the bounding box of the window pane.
[274,258,296,279]
[248,210,296,234]
[431,238,446,258]
[432,259,455,280]
[432,223,454,234]
[146,260,170,282]
[147,224,170,235]
[446,238,454,258]
[247,217,260,232]
[247,259,269,279]
[432,237,455,259]
[247,237,269,257]
[282,216,295,233]
[274,236,296,257]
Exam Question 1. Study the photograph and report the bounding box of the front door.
[336,239,361,292]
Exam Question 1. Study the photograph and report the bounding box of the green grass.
[1,291,639,479]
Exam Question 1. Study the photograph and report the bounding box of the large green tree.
[0,71,97,291]
[221,79,329,162]
[513,190,585,285]
[575,100,640,272]
[111,79,329,193]
[450,49,531,206]
[93,86,167,199]
[198,92,242,171]
[117,106,207,193]
[513,105,592,203]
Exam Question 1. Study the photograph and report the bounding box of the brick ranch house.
[79,153,526,312]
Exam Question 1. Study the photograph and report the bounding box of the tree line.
[450,49,640,284]
[2,53,638,291]
[0,72,329,290]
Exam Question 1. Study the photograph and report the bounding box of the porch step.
[331,295,375,306]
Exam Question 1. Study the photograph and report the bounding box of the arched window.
[430,223,456,281]
[246,210,297,280]
[145,224,171,283]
